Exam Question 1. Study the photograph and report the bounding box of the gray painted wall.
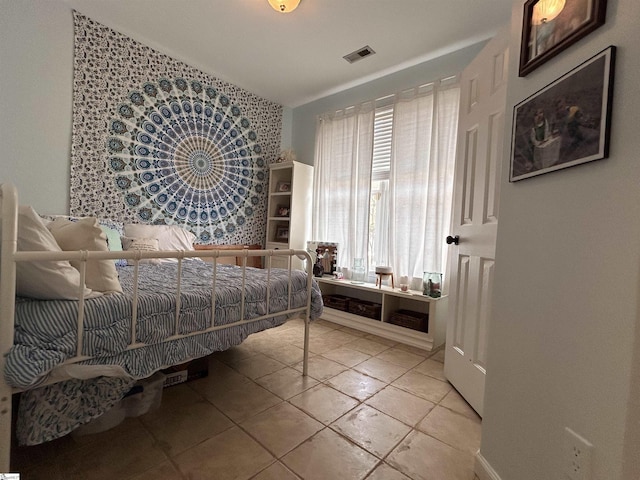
[482,0,640,479]
[0,0,74,214]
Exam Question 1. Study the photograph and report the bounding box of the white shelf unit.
[265,161,313,270]
[316,277,448,351]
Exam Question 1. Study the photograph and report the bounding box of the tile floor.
[11,318,482,480]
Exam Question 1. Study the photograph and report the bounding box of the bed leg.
[302,315,310,376]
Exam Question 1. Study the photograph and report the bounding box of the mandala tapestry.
[71,12,282,245]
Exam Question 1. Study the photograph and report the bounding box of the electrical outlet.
[564,427,593,480]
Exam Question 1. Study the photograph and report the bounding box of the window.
[313,79,460,284]
[369,105,393,269]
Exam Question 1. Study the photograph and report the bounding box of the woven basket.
[322,294,351,311]
[388,309,429,332]
[348,299,382,320]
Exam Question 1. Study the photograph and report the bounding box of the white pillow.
[162,225,196,251]
[121,237,162,265]
[123,224,195,262]
[47,217,123,294]
[40,215,126,266]
[10,206,95,300]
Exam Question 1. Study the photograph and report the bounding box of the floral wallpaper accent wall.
[70,12,282,245]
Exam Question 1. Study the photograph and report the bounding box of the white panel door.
[444,29,509,417]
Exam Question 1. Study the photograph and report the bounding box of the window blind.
[372,105,393,181]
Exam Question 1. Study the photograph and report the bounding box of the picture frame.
[307,241,339,275]
[275,181,291,193]
[276,205,290,217]
[510,46,615,182]
[275,226,289,242]
[519,0,607,77]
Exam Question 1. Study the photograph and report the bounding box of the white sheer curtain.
[312,103,374,270]
[387,81,460,283]
[312,80,459,283]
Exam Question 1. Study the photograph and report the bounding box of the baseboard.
[475,451,502,480]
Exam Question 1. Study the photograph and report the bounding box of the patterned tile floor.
[11,318,482,480]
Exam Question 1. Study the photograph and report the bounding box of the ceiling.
[64,0,513,107]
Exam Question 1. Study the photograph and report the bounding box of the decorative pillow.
[47,217,123,294]
[99,225,126,267]
[10,206,95,300]
[40,215,127,267]
[121,237,162,265]
[123,224,196,262]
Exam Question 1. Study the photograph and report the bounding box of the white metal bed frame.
[0,182,314,472]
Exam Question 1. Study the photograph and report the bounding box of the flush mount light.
[268,0,301,13]
[532,0,566,24]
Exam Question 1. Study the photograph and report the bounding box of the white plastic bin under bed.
[72,372,166,436]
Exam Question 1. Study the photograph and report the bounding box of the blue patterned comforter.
[8,261,322,389]
[7,261,323,444]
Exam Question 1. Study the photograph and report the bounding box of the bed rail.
[0,182,315,472]
[9,248,313,372]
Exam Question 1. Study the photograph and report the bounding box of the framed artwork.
[519,0,607,76]
[275,181,291,192]
[510,46,615,182]
[276,205,290,217]
[306,241,339,275]
[275,226,289,242]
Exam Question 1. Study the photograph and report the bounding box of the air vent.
[343,45,376,64]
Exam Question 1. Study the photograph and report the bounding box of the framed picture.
[519,0,607,76]
[275,226,289,242]
[276,205,290,217]
[306,241,339,275]
[276,181,291,192]
[510,46,615,182]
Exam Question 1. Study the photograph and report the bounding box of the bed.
[0,182,323,471]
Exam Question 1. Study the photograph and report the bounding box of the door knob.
[446,235,459,245]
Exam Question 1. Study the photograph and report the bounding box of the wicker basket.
[322,294,351,311]
[348,299,382,320]
[388,309,429,332]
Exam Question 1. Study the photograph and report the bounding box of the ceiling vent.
[343,45,376,64]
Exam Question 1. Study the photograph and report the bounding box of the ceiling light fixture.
[532,0,566,24]
[268,0,301,13]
